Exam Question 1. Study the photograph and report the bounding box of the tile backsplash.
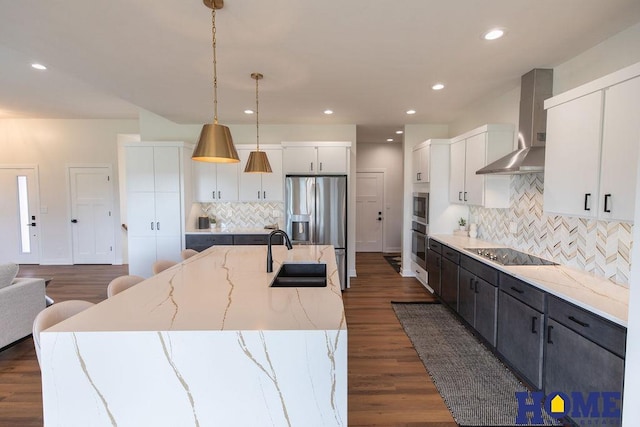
[469,173,633,285]
[196,202,285,229]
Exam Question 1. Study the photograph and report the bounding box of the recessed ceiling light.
[324,109,333,115]
[31,63,47,70]
[483,28,505,41]
[244,109,254,114]
[432,83,445,91]
[406,109,416,115]
[386,138,394,142]
[395,130,404,135]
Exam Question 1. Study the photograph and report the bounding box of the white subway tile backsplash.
[470,173,632,285]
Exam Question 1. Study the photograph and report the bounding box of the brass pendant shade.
[192,0,239,164]
[244,72,273,173]
[244,150,272,173]
[192,123,239,163]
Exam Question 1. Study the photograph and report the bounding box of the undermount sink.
[270,263,327,287]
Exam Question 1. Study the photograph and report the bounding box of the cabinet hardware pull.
[263,191,266,199]
[464,192,468,202]
[458,191,462,201]
[474,279,479,294]
[604,194,611,213]
[469,277,474,290]
[531,316,538,334]
[547,325,554,344]
[156,222,160,230]
[584,193,591,211]
[510,286,524,294]
[258,191,261,199]
[568,316,589,328]
[310,162,314,171]
[150,222,154,230]
[218,191,221,199]
[320,162,323,171]
[212,191,216,199]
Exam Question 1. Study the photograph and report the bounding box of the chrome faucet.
[267,230,293,273]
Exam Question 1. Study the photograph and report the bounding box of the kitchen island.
[40,245,347,426]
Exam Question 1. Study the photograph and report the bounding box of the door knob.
[377,217,382,221]
[71,219,78,223]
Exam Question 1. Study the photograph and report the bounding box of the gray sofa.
[0,277,46,349]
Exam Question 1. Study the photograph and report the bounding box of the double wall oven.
[411,193,429,268]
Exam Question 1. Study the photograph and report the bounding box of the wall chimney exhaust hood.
[476,69,553,175]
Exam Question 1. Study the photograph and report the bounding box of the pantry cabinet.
[448,125,513,208]
[237,146,284,201]
[281,142,351,174]
[544,67,640,222]
[125,143,188,278]
[192,161,239,202]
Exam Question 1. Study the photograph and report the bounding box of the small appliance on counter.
[197,216,210,229]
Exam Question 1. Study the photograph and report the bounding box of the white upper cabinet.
[448,125,513,207]
[238,147,284,201]
[412,143,430,183]
[282,142,351,175]
[544,64,640,222]
[192,161,239,202]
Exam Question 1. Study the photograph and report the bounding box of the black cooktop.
[465,247,557,266]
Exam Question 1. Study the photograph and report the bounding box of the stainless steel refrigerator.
[285,175,347,290]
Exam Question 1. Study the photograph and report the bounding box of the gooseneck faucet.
[267,230,293,273]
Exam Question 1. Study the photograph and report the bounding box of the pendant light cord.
[255,75,260,151]
[212,8,218,124]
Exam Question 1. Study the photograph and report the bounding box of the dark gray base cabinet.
[497,291,544,389]
[458,267,497,347]
[440,257,458,311]
[186,234,283,251]
[426,249,441,295]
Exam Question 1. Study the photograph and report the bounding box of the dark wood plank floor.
[0,255,455,426]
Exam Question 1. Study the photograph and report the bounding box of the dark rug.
[383,254,401,273]
[392,303,560,427]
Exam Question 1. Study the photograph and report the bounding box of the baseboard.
[40,258,73,265]
[384,246,401,253]
[400,268,415,277]
[349,268,357,277]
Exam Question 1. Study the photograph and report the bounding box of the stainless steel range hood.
[476,68,553,175]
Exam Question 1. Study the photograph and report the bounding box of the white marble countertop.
[185,227,276,235]
[48,245,345,333]
[430,234,629,327]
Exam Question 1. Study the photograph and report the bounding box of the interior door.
[355,172,384,252]
[0,167,40,264]
[69,166,114,264]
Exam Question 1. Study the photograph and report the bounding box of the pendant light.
[244,73,272,173]
[192,0,239,163]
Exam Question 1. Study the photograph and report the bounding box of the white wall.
[356,142,403,252]
[0,118,139,264]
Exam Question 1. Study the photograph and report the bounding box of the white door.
[69,167,115,264]
[0,167,40,264]
[356,172,384,252]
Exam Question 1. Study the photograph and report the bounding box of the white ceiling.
[1,0,640,143]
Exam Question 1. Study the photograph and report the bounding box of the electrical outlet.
[509,222,518,234]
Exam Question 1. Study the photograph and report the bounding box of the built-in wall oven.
[411,221,428,268]
[412,192,429,224]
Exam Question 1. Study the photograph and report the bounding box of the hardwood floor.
[0,255,455,426]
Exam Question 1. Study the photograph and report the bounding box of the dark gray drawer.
[233,234,283,245]
[460,254,498,285]
[185,234,233,251]
[499,273,545,312]
[442,245,460,264]
[427,238,442,254]
[547,296,626,358]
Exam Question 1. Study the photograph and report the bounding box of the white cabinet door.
[126,146,155,192]
[283,147,316,174]
[544,91,603,217]
[412,148,421,183]
[192,162,217,202]
[599,77,640,222]
[317,146,347,173]
[412,146,429,183]
[238,149,263,201]
[153,147,180,192]
[449,140,466,203]
[261,148,284,201]
[464,133,486,206]
[127,192,156,237]
[215,163,239,201]
[154,192,181,237]
[128,236,157,277]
